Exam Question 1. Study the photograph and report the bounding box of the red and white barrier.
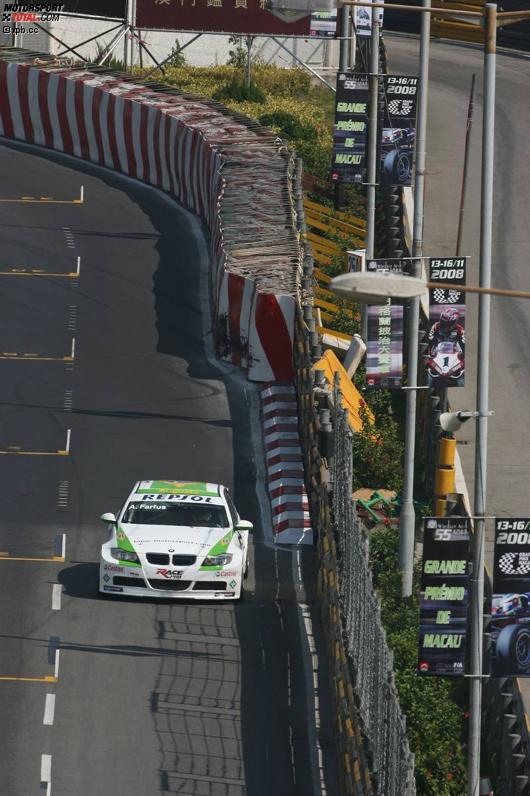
[0,59,298,381]
[261,383,312,545]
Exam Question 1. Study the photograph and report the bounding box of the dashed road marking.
[51,584,62,611]
[40,754,52,795]
[63,391,73,412]
[67,306,77,331]
[43,694,56,725]
[57,481,69,507]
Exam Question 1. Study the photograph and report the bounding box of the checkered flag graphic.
[433,288,462,304]
[388,99,414,116]
[498,551,530,576]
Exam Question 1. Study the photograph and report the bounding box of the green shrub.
[352,401,405,493]
[258,110,315,141]
[213,78,266,104]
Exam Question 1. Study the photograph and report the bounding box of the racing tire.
[383,149,412,185]
[496,624,530,674]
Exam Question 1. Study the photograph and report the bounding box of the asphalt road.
[0,140,337,796]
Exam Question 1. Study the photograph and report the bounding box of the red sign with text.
[136,0,312,35]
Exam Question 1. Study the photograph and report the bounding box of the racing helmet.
[439,307,459,333]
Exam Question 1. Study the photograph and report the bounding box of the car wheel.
[496,624,530,674]
[384,149,412,185]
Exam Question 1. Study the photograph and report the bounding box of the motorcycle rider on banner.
[426,307,465,387]
[428,307,465,354]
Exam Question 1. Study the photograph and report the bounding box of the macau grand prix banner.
[380,75,418,186]
[331,73,369,185]
[365,257,420,389]
[492,518,530,676]
[417,518,471,676]
[427,257,467,389]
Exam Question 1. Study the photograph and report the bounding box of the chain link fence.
[331,377,416,796]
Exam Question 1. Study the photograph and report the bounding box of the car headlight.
[203,553,233,567]
[110,547,140,564]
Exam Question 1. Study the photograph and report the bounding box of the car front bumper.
[99,549,242,600]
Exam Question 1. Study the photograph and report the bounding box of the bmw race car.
[99,481,252,600]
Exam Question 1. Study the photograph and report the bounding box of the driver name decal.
[492,518,530,676]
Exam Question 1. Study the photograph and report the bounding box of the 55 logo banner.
[492,518,530,676]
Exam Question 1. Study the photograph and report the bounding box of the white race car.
[99,480,252,600]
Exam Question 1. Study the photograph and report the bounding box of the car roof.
[134,481,222,497]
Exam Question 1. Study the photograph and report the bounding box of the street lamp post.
[399,0,431,598]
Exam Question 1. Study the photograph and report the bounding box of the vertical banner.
[365,258,418,388]
[380,75,418,186]
[354,0,384,36]
[492,518,530,676]
[331,73,369,185]
[418,518,471,676]
[427,257,467,388]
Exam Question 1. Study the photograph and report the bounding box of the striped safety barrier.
[0,51,301,382]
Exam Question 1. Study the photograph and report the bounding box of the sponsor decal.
[103,585,123,592]
[229,579,237,589]
[156,569,183,580]
[104,564,124,572]
[219,570,237,578]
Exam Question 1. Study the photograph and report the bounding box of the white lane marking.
[65,429,71,453]
[43,693,56,725]
[60,533,66,560]
[80,185,84,203]
[57,481,68,507]
[70,338,76,359]
[54,650,60,679]
[300,604,327,796]
[75,256,81,276]
[40,754,52,782]
[51,584,62,611]
[67,307,77,331]
[63,391,73,413]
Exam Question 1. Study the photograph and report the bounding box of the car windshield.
[122,502,229,528]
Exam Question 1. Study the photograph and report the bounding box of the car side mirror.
[100,512,117,524]
[236,520,253,532]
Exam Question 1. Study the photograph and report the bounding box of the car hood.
[120,523,232,555]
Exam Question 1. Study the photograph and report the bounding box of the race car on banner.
[99,481,252,600]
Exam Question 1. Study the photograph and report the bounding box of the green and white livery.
[99,480,252,600]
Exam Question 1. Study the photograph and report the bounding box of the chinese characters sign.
[330,72,368,185]
[136,0,312,35]
[380,75,418,186]
[427,257,467,388]
[492,518,530,676]
[365,258,418,389]
[418,518,471,677]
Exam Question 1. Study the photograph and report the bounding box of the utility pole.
[468,6,497,795]
[398,0,430,596]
